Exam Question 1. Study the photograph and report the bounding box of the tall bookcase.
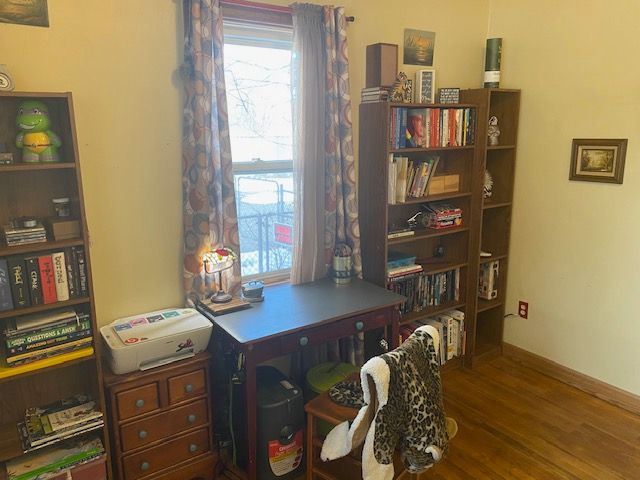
[459,88,520,366]
[0,92,111,477]
[358,101,482,370]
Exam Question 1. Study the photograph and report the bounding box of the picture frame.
[569,138,627,184]
[415,69,436,104]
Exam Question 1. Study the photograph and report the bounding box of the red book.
[38,255,58,304]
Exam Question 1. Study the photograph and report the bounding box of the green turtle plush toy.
[15,100,61,162]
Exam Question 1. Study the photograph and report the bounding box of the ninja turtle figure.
[15,100,61,162]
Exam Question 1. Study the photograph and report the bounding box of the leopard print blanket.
[321,325,451,479]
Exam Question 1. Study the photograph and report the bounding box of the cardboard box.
[428,174,460,195]
[47,218,81,240]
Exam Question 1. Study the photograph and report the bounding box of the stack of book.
[387,267,461,315]
[17,394,104,453]
[3,309,92,367]
[0,247,89,311]
[422,203,463,229]
[399,309,466,365]
[6,435,105,480]
[388,155,439,204]
[361,87,390,103]
[389,107,476,149]
[3,222,47,247]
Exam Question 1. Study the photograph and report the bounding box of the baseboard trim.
[502,343,640,416]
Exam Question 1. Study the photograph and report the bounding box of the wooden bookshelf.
[460,88,521,367]
[0,92,112,477]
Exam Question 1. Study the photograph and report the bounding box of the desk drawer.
[122,428,210,480]
[280,312,389,352]
[151,453,216,480]
[168,368,206,405]
[120,399,208,452]
[117,383,160,421]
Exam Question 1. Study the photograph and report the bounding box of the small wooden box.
[428,174,460,195]
[366,43,398,88]
[47,218,81,240]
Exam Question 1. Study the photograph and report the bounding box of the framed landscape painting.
[0,0,49,27]
[569,138,627,184]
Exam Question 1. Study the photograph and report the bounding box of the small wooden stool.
[305,387,424,480]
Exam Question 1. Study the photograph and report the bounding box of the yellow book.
[0,347,94,380]
[6,337,92,363]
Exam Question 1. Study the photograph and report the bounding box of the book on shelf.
[0,258,14,311]
[8,257,30,308]
[387,228,414,239]
[18,420,104,453]
[386,267,461,315]
[0,347,95,379]
[39,255,57,304]
[387,264,423,279]
[388,107,475,150]
[6,337,93,365]
[24,256,43,306]
[52,252,70,302]
[6,435,104,480]
[388,155,439,204]
[387,251,417,269]
[402,309,465,365]
[25,395,103,438]
[478,259,499,300]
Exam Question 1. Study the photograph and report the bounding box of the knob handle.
[187,414,197,423]
[355,321,364,331]
[189,443,198,453]
[299,336,308,347]
[138,430,148,439]
[135,399,145,408]
[185,383,193,393]
[140,462,150,471]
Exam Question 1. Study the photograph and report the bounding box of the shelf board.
[0,346,95,384]
[487,144,516,150]
[483,201,512,210]
[399,301,466,325]
[0,297,91,320]
[388,191,472,206]
[389,102,476,109]
[0,163,76,172]
[477,298,504,313]
[388,226,469,245]
[0,238,84,258]
[479,254,507,265]
[418,261,467,275]
[389,145,474,154]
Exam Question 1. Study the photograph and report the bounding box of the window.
[223,17,294,281]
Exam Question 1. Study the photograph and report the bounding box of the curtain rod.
[220,0,355,21]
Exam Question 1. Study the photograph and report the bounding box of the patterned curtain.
[291,4,363,366]
[182,0,241,304]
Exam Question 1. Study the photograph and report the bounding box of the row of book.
[3,221,47,247]
[387,155,439,204]
[400,309,465,365]
[387,266,461,315]
[3,308,92,366]
[361,86,390,103]
[390,107,476,149]
[0,246,89,311]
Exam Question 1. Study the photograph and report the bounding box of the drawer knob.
[140,461,150,471]
[189,443,198,453]
[299,336,308,347]
[135,399,145,408]
[185,383,194,393]
[355,321,364,331]
[138,430,148,439]
[187,414,197,423]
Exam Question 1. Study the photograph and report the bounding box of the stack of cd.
[3,220,47,246]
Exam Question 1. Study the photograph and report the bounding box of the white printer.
[100,308,212,375]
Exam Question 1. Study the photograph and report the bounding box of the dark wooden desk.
[209,278,404,480]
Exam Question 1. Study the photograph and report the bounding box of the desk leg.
[245,349,258,480]
[391,308,400,349]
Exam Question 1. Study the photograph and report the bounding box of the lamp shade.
[203,247,237,274]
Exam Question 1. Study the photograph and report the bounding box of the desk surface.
[213,278,404,345]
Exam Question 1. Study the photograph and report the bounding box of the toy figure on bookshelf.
[483,170,494,199]
[15,100,62,163]
[487,115,500,146]
[390,71,411,103]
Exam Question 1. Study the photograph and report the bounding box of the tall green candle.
[484,38,502,88]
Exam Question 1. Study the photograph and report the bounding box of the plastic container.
[52,197,71,217]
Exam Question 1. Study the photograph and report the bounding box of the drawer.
[280,312,389,352]
[117,383,160,421]
[120,399,209,452]
[150,453,216,480]
[122,428,210,480]
[168,369,206,405]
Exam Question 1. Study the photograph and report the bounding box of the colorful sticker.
[114,323,132,331]
[130,318,148,326]
[124,337,139,344]
[162,310,180,318]
[146,315,163,323]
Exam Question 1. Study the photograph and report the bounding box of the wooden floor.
[428,355,640,480]
[221,355,640,480]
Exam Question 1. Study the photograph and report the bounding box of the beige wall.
[0,0,490,326]
[488,0,640,394]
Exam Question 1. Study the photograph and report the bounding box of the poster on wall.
[0,0,49,27]
[403,29,435,66]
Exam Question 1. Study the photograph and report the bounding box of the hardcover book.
[0,258,14,311]
[24,256,43,306]
[75,247,88,297]
[7,257,30,308]
[38,256,58,304]
[64,248,79,298]
[52,252,70,302]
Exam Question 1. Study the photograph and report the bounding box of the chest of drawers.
[104,352,217,480]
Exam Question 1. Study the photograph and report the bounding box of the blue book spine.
[0,258,14,311]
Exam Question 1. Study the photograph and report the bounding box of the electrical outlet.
[518,301,528,319]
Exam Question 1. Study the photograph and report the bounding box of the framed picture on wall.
[415,69,436,104]
[569,138,627,184]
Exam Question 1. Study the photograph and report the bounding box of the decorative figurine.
[487,115,500,146]
[15,101,61,163]
[483,170,494,199]
[390,72,411,103]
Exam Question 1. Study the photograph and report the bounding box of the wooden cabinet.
[104,352,217,480]
[460,88,520,365]
[358,101,480,369]
[0,92,111,477]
